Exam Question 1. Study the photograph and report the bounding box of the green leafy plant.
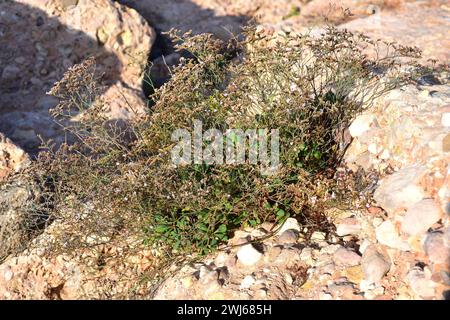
[15,25,428,263]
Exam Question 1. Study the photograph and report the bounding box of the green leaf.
[215,224,227,234]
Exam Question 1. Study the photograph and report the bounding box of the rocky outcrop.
[0,0,155,154]
[0,236,156,299]
[0,0,448,301]
[0,134,30,182]
[341,1,450,63]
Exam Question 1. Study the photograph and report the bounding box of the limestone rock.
[401,199,442,236]
[336,217,362,237]
[0,0,155,154]
[361,246,391,284]
[424,231,449,264]
[373,166,426,215]
[237,244,263,266]
[332,248,361,267]
[375,220,410,251]
[0,133,30,182]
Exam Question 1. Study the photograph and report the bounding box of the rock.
[0,179,43,260]
[373,166,426,215]
[236,244,263,266]
[2,266,13,282]
[278,229,299,244]
[341,1,450,63]
[299,247,315,265]
[358,240,372,255]
[0,0,155,154]
[406,268,436,299]
[442,113,450,127]
[336,218,362,236]
[319,292,333,300]
[401,199,442,236]
[310,231,326,242]
[424,232,449,264]
[364,286,385,300]
[277,217,301,235]
[333,248,362,267]
[0,133,30,181]
[361,246,391,284]
[240,275,256,289]
[198,266,218,285]
[349,114,375,138]
[375,220,410,251]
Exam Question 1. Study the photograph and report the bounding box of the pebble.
[299,248,315,265]
[358,240,372,255]
[336,218,361,236]
[364,286,385,299]
[401,199,442,236]
[423,231,449,264]
[406,268,436,298]
[2,266,13,282]
[349,114,374,137]
[319,292,333,300]
[373,166,426,215]
[277,217,301,235]
[237,244,263,266]
[278,229,299,244]
[266,245,282,261]
[361,246,391,284]
[333,248,362,267]
[442,113,450,127]
[376,220,410,251]
[240,275,256,289]
[1,65,21,80]
[310,231,326,242]
[360,279,376,292]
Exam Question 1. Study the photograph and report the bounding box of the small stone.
[443,133,450,152]
[423,232,449,264]
[343,266,364,284]
[361,246,391,284]
[373,166,426,215]
[368,143,379,155]
[237,244,263,266]
[360,279,376,292]
[266,245,282,261]
[59,0,79,9]
[376,220,410,251]
[336,218,361,236]
[300,247,315,265]
[406,268,436,298]
[364,286,385,299]
[401,199,442,236]
[320,244,342,255]
[349,114,374,137]
[240,275,256,289]
[442,113,450,127]
[1,65,21,80]
[277,217,301,235]
[311,231,326,241]
[379,149,390,160]
[319,292,333,300]
[255,288,267,298]
[284,273,293,285]
[3,266,13,282]
[278,229,299,244]
[333,248,362,267]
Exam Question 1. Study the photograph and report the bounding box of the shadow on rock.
[0,0,154,157]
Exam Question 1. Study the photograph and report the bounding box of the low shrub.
[13,26,427,263]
